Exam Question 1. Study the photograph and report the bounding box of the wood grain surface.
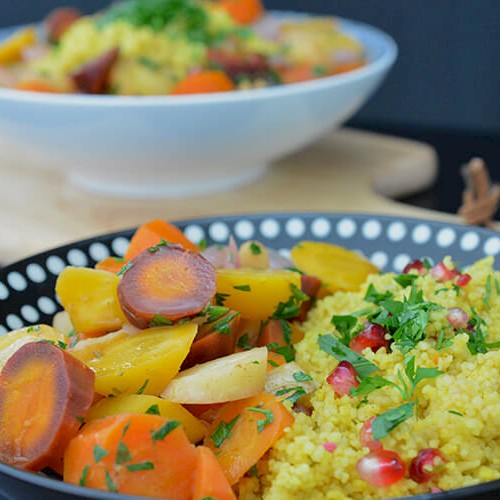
[0,127,449,265]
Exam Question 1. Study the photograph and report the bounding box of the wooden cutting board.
[0,127,452,265]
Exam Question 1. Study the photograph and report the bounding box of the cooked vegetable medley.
[0,0,365,95]
[0,218,498,499]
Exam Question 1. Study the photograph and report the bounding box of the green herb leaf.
[145,404,161,415]
[213,312,240,335]
[247,407,274,433]
[151,420,181,442]
[204,305,229,323]
[249,242,262,255]
[76,416,85,424]
[150,314,174,327]
[116,261,134,277]
[436,328,453,350]
[138,56,160,70]
[148,239,170,253]
[275,386,306,404]
[236,333,252,350]
[372,401,416,440]
[350,375,397,397]
[293,371,313,382]
[331,314,359,346]
[116,440,132,465]
[248,464,259,477]
[364,284,393,305]
[466,308,489,354]
[448,410,463,417]
[483,275,492,308]
[234,284,251,292]
[215,292,230,306]
[93,444,109,463]
[136,379,149,394]
[122,420,131,438]
[270,344,295,362]
[280,319,292,345]
[318,334,378,378]
[79,465,90,486]
[125,461,155,472]
[105,469,118,492]
[394,273,419,288]
[271,283,309,320]
[210,415,240,448]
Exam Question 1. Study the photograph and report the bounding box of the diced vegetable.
[0,342,94,472]
[218,0,264,25]
[170,70,235,95]
[55,266,127,336]
[86,394,206,443]
[118,244,216,329]
[125,219,200,260]
[95,256,127,274]
[192,445,236,500]
[204,392,294,484]
[216,269,302,320]
[71,324,197,396]
[161,347,268,404]
[0,27,37,64]
[290,241,379,293]
[64,414,197,498]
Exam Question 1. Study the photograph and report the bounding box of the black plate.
[0,212,499,499]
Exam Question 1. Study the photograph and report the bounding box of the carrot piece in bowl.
[218,0,264,25]
[170,70,235,95]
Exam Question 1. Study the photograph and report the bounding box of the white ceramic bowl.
[0,12,397,198]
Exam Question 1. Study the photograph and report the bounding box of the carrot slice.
[14,80,59,93]
[218,0,264,25]
[170,70,235,95]
[0,342,95,472]
[193,445,236,500]
[64,414,197,498]
[204,392,294,484]
[95,256,127,274]
[125,219,200,260]
[118,244,216,329]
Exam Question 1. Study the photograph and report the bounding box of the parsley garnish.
[210,415,240,448]
[248,464,259,477]
[250,242,262,255]
[448,410,463,417]
[275,386,306,404]
[26,325,41,333]
[213,312,240,335]
[203,305,229,323]
[126,461,155,471]
[280,319,292,345]
[122,420,131,437]
[93,444,109,463]
[331,315,360,346]
[79,465,89,486]
[247,407,274,433]
[116,440,132,465]
[436,328,453,350]
[293,371,313,382]
[138,56,160,70]
[372,401,416,440]
[271,283,309,320]
[236,333,252,351]
[150,314,174,327]
[318,334,378,378]
[145,404,161,415]
[136,379,149,394]
[267,359,279,368]
[76,416,85,424]
[105,470,118,492]
[234,284,251,292]
[364,284,393,305]
[215,292,230,306]
[483,275,492,308]
[394,274,419,288]
[465,308,489,354]
[269,344,295,362]
[151,421,181,442]
[116,262,134,277]
[68,329,79,348]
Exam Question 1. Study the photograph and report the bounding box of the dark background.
[1,0,499,215]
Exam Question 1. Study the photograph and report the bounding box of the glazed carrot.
[14,80,59,93]
[170,70,235,95]
[95,256,127,274]
[0,342,95,473]
[276,63,317,85]
[125,219,200,260]
[257,319,302,348]
[64,414,197,498]
[330,60,365,75]
[218,0,264,25]
[181,310,241,369]
[193,446,236,500]
[184,403,225,424]
[204,392,294,484]
[118,244,216,329]
[266,350,288,370]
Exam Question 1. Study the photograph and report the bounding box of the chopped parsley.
[215,292,230,306]
[79,465,90,486]
[210,415,240,448]
[122,421,131,438]
[150,314,174,327]
[236,333,252,351]
[271,283,309,320]
[213,311,240,335]
[136,379,149,394]
[394,273,419,288]
[26,325,41,333]
[151,420,181,442]
[275,386,306,404]
[93,444,109,463]
[248,464,259,477]
[249,242,262,255]
[331,314,360,346]
[116,261,134,277]
[483,275,493,308]
[448,410,464,417]
[145,404,161,415]
[293,371,313,382]
[126,461,155,471]
[247,407,274,433]
[372,401,416,440]
[76,416,85,424]
[465,308,490,354]
[234,284,251,292]
[436,328,453,350]
[267,344,295,362]
[203,305,229,323]
[138,56,160,70]
[318,334,378,378]
[116,440,132,465]
[105,469,118,492]
[68,329,79,348]
[364,284,393,305]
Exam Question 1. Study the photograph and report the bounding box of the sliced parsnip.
[265,361,316,399]
[161,347,267,404]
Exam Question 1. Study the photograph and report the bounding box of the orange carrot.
[204,392,294,484]
[0,342,95,473]
[125,219,200,260]
[95,256,128,274]
[64,414,197,498]
[330,60,365,75]
[266,350,288,371]
[276,64,317,85]
[234,318,262,353]
[15,80,59,93]
[218,0,264,25]
[193,445,236,500]
[170,70,235,95]
[184,403,225,424]
[118,244,217,329]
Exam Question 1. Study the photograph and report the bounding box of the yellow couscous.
[241,256,500,499]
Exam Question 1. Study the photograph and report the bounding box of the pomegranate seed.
[359,416,383,452]
[403,259,427,275]
[350,322,389,354]
[446,307,469,329]
[357,450,405,487]
[455,273,471,287]
[409,448,447,483]
[429,262,455,282]
[322,442,337,453]
[326,361,359,397]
